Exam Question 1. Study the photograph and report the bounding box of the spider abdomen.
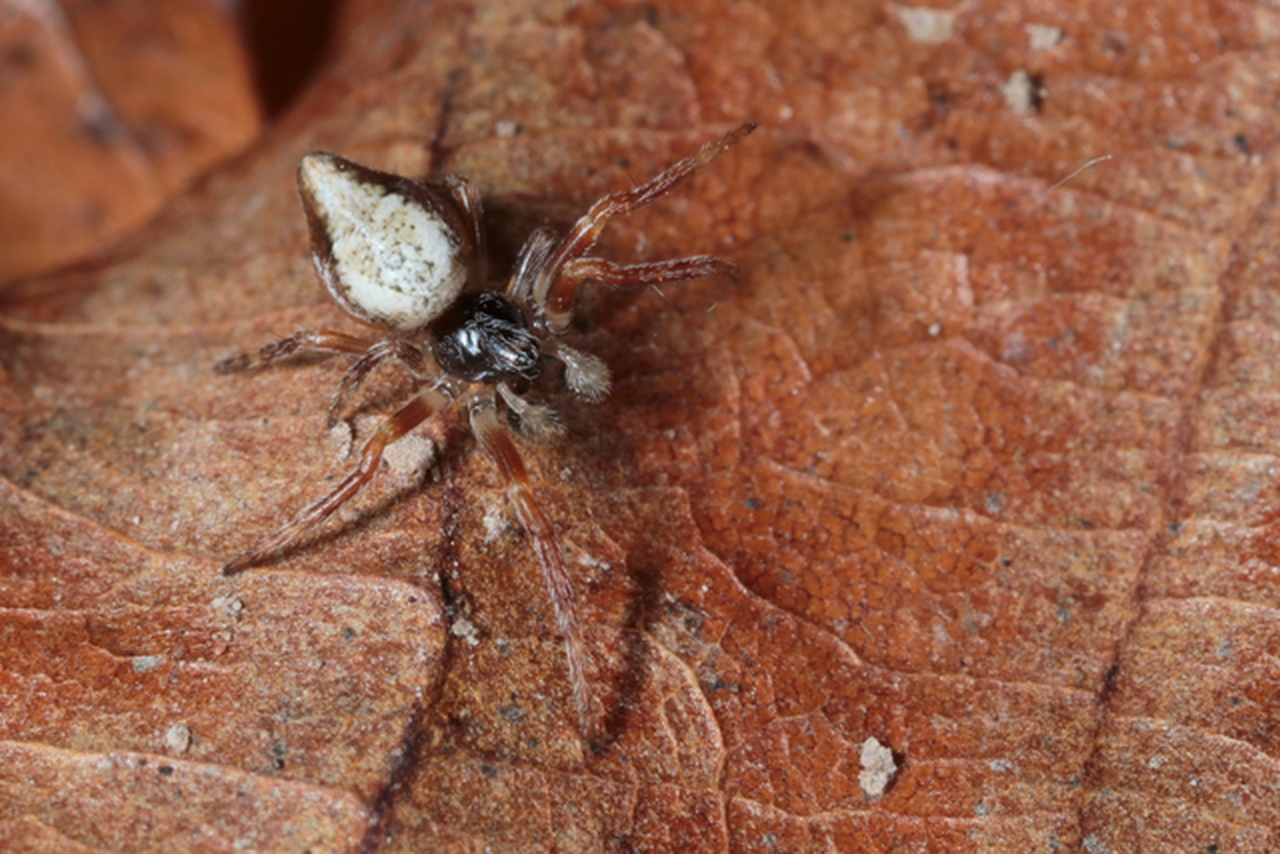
[298,152,470,332]
[430,291,542,385]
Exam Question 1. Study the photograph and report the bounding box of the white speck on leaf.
[164,723,192,753]
[1001,70,1040,116]
[895,5,957,44]
[451,616,481,646]
[211,594,245,620]
[131,655,165,673]
[1027,23,1064,50]
[482,503,513,542]
[860,736,898,797]
[383,433,436,481]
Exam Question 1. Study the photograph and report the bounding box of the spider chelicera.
[216,122,756,744]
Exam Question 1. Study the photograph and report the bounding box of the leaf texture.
[2,0,1280,851]
[0,0,260,283]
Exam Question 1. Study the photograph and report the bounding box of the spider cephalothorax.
[430,291,543,386]
[217,123,756,745]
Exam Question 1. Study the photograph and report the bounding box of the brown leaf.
[0,0,261,283]
[3,0,1280,850]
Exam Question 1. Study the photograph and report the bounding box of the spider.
[216,122,756,745]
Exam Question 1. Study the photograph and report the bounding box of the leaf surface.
[2,0,1279,851]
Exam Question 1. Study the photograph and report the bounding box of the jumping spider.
[216,122,756,744]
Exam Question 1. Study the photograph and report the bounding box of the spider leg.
[327,340,431,427]
[469,394,595,746]
[222,385,451,575]
[551,343,611,402]
[549,256,738,316]
[214,328,376,373]
[441,174,488,288]
[507,226,557,303]
[533,122,756,329]
[496,382,565,443]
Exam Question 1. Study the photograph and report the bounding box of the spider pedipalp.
[217,123,756,745]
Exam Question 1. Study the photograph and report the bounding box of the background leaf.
[0,0,260,283]
[2,0,1279,850]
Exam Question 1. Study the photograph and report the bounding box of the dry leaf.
[0,0,260,283]
[2,0,1280,851]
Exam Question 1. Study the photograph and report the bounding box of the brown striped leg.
[551,255,738,307]
[507,227,557,304]
[214,328,376,373]
[326,340,430,427]
[534,122,756,328]
[442,174,488,289]
[469,394,596,746]
[223,386,450,575]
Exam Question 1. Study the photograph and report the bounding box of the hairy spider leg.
[553,255,738,300]
[441,174,487,289]
[326,339,433,427]
[222,386,451,575]
[469,395,595,746]
[496,381,566,443]
[213,328,377,374]
[507,226,557,303]
[532,122,757,329]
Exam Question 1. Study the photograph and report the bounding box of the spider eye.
[430,292,542,384]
